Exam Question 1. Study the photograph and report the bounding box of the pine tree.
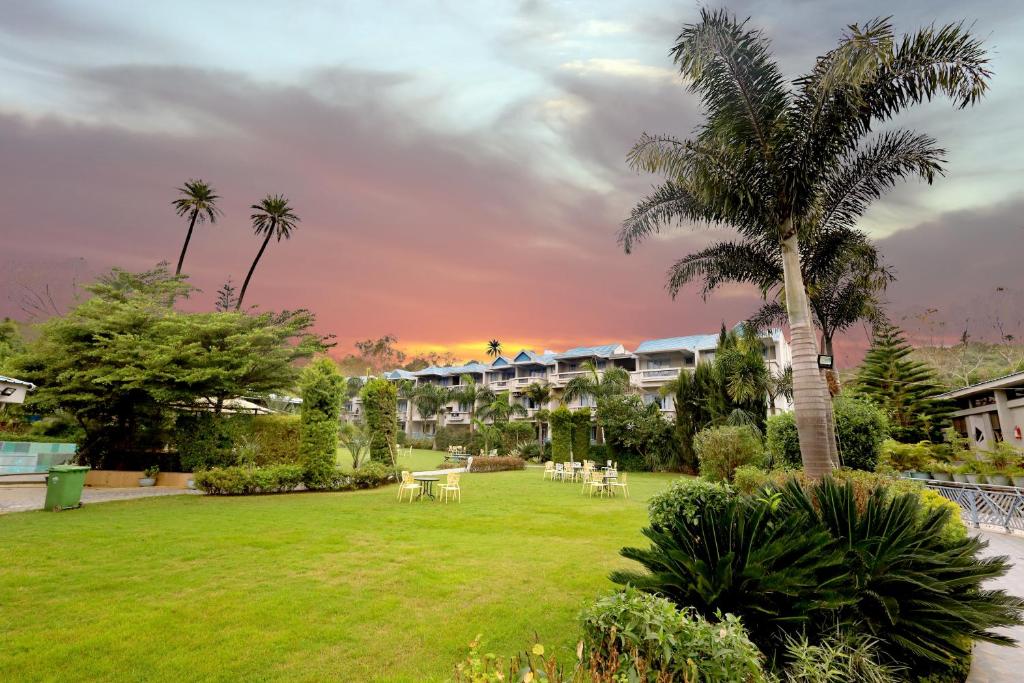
[854,325,953,442]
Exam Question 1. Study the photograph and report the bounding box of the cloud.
[560,58,677,82]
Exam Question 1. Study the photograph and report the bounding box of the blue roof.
[384,369,416,380]
[554,344,623,360]
[512,350,556,365]
[490,356,511,367]
[633,328,783,354]
[412,362,489,377]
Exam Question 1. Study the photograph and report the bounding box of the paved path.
[968,530,1024,682]
[0,484,199,514]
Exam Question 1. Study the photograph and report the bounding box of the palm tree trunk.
[176,210,199,275]
[780,226,837,479]
[236,224,275,310]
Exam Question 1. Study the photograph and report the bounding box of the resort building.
[343,326,792,440]
[939,371,1024,452]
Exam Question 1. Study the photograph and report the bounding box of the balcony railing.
[633,367,685,381]
[489,380,509,390]
[446,412,468,424]
[926,481,1024,532]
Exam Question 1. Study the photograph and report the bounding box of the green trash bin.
[44,465,91,511]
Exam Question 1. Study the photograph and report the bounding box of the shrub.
[301,420,340,489]
[549,406,572,461]
[782,632,900,683]
[470,456,525,473]
[501,421,534,453]
[768,398,890,471]
[361,378,398,462]
[519,442,542,461]
[571,409,591,461]
[579,587,765,682]
[299,358,344,489]
[403,436,433,450]
[173,412,236,472]
[0,431,77,444]
[193,464,305,495]
[695,425,763,482]
[647,477,734,530]
[732,464,772,495]
[349,461,394,488]
[246,414,301,465]
[765,411,800,468]
[434,427,472,452]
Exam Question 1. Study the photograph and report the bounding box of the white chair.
[397,471,421,502]
[543,461,556,480]
[440,472,461,503]
[584,470,607,497]
[608,472,629,498]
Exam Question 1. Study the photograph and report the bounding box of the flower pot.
[930,472,953,482]
[988,474,1011,487]
[138,477,156,487]
[1012,475,1024,489]
[965,473,985,485]
[910,471,930,480]
[952,473,968,483]
[186,479,195,490]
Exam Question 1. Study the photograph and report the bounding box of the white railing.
[490,380,509,389]
[446,412,468,423]
[927,481,1024,532]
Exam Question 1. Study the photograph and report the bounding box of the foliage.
[550,406,573,461]
[348,461,394,488]
[913,341,1024,391]
[732,464,772,495]
[237,194,300,310]
[361,377,398,462]
[768,396,889,471]
[501,421,534,452]
[173,412,236,472]
[782,632,901,683]
[853,325,954,442]
[172,179,220,275]
[143,465,159,479]
[245,415,302,466]
[0,431,76,444]
[695,425,764,482]
[570,409,591,461]
[579,587,765,682]
[596,394,676,471]
[470,456,525,473]
[715,325,770,434]
[338,422,373,470]
[646,477,734,530]
[0,317,25,372]
[193,463,306,495]
[477,393,527,426]
[452,635,579,683]
[876,439,935,473]
[665,369,698,472]
[299,358,344,489]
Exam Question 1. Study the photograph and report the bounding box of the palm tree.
[478,393,527,427]
[450,375,494,435]
[172,179,221,275]
[620,11,989,478]
[523,381,552,452]
[562,361,632,443]
[236,194,299,310]
[486,339,502,358]
[411,383,450,449]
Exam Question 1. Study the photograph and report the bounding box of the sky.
[1,0,1022,365]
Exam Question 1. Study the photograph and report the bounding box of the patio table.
[414,476,439,501]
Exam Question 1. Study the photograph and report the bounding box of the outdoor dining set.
[397,470,462,503]
[543,460,629,498]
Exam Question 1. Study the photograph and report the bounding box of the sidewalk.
[0,484,199,514]
[968,530,1024,682]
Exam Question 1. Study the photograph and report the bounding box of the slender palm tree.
[562,361,632,443]
[172,179,221,275]
[450,375,495,435]
[411,383,450,449]
[486,339,502,358]
[236,194,299,310]
[478,393,527,427]
[620,11,989,478]
[523,381,552,452]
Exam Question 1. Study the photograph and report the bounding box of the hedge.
[571,409,591,461]
[470,456,525,472]
[361,378,398,462]
[194,462,394,495]
[550,406,572,461]
[299,358,344,489]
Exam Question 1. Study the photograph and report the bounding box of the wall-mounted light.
[817,355,834,370]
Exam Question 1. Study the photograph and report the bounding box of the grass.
[335,447,443,473]
[0,460,681,682]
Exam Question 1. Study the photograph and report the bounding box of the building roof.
[633,327,783,354]
[937,370,1024,400]
[0,375,35,389]
[412,362,489,377]
[511,350,557,365]
[553,344,624,360]
[383,369,416,380]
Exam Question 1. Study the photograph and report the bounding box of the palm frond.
[666,239,780,299]
[619,181,706,254]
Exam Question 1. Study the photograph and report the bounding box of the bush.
[173,412,236,472]
[732,464,772,495]
[695,425,763,482]
[349,461,395,489]
[876,439,935,473]
[246,415,301,465]
[0,431,77,444]
[361,378,398,462]
[469,456,525,472]
[501,421,534,453]
[299,358,344,489]
[571,409,591,462]
[782,632,900,682]
[434,427,472,452]
[549,406,572,461]
[579,587,765,682]
[519,442,542,461]
[403,436,434,450]
[647,477,734,530]
[193,464,305,495]
[768,398,890,471]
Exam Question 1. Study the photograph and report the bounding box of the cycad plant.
[620,10,990,477]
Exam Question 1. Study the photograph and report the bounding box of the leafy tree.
[172,179,221,276]
[477,392,527,426]
[663,369,698,472]
[361,377,398,463]
[0,317,25,372]
[597,394,676,471]
[450,375,495,435]
[299,357,344,488]
[411,383,450,449]
[854,325,953,442]
[237,194,299,310]
[214,278,238,312]
[619,10,989,478]
[523,381,552,453]
[486,339,502,358]
[563,361,632,443]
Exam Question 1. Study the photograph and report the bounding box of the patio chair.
[554,462,564,481]
[543,461,556,480]
[397,471,421,503]
[584,470,607,498]
[608,472,629,498]
[440,472,461,503]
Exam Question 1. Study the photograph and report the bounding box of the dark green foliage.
[571,409,591,461]
[695,425,764,482]
[245,415,302,465]
[173,412,235,472]
[612,493,848,657]
[597,394,676,471]
[669,369,699,472]
[192,463,305,495]
[853,325,954,442]
[469,456,525,472]
[361,378,398,463]
[646,477,734,530]
[299,358,344,489]
[549,406,572,461]
[0,317,25,372]
[348,461,394,489]
[768,396,889,471]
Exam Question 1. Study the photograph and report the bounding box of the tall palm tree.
[620,11,989,478]
[450,375,495,435]
[562,361,632,443]
[236,194,299,310]
[172,179,221,275]
[523,381,552,452]
[486,339,502,358]
[478,393,527,426]
[411,383,450,449]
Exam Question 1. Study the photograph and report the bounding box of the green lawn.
[335,446,443,473]
[0,463,681,682]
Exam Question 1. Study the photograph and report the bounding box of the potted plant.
[927,461,953,483]
[964,463,986,485]
[1010,469,1024,489]
[988,469,1012,487]
[952,463,970,484]
[139,465,159,487]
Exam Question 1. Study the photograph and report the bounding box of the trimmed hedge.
[550,406,572,461]
[194,462,394,495]
[361,378,398,462]
[470,456,525,472]
[571,409,591,461]
[299,358,344,489]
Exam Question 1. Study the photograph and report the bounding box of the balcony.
[511,376,545,389]
[446,412,468,424]
[489,379,510,390]
[551,370,601,386]
[631,367,686,384]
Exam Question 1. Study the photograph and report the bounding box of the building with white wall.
[939,371,1024,452]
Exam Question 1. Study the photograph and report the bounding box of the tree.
[478,393,527,427]
[562,361,632,443]
[237,194,299,310]
[450,375,495,435]
[486,339,502,358]
[172,179,221,276]
[597,394,676,470]
[549,405,572,461]
[299,358,344,488]
[0,318,25,372]
[361,377,398,463]
[571,409,591,462]
[853,324,953,442]
[619,10,989,478]
[661,369,699,472]
[214,278,238,312]
[523,381,552,453]
[411,383,450,449]
[714,325,770,435]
